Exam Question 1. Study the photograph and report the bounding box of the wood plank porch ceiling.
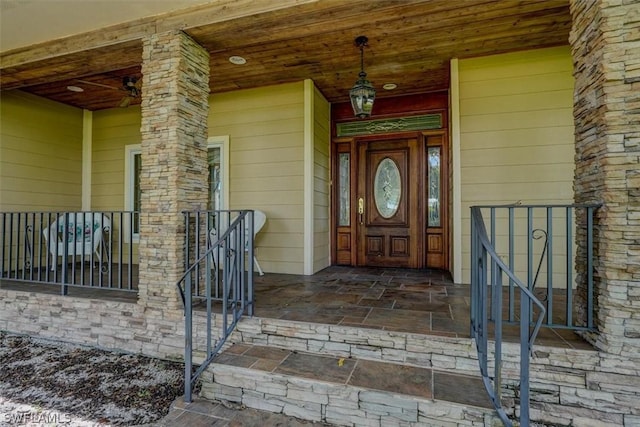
[0,0,570,111]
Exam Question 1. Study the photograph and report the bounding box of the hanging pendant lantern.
[349,36,376,119]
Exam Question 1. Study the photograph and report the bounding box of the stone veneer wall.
[0,292,188,360]
[570,0,640,357]
[0,290,226,366]
[138,30,210,314]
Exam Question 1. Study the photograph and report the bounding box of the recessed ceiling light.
[67,85,84,92]
[383,83,397,90]
[229,56,247,65]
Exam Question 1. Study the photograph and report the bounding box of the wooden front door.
[331,94,449,270]
[356,137,420,268]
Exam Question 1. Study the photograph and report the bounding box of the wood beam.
[0,0,316,69]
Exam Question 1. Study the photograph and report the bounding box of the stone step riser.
[201,316,638,426]
[231,316,482,376]
[200,363,500,427]
[230,317,610,386]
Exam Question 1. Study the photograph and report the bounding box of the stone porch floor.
[247,266,591,350]
[1,265,592,350]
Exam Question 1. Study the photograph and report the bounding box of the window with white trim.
[125,136,229,239]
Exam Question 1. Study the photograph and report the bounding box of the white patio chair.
[43,212,110,271]
[209,210,266,275]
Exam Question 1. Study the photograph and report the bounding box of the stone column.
[570,0,640,355]
[138,30,210,314]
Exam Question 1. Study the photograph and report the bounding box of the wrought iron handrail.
[176,210,255,403]
[470,203,599,426]
[471,206,546,427]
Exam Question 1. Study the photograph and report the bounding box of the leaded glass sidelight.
[208,146,222,211]
[428,147,441,227]
[374,158,401,218]
[338,153,350,226]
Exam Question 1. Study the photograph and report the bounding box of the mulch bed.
[0,332,185,426]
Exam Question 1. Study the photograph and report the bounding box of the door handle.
[358,198,364,224]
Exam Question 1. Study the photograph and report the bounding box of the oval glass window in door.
[374,158,402,218]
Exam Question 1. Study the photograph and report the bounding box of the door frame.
[331,128,449,270]
[330,92,450,270]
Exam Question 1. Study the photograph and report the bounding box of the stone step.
[230,316,482,376]
[199,343,501,427]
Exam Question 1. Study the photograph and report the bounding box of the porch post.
[570,0,639,354]
[138,30,210,312]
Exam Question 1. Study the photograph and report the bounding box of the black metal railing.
[1,211,138,294]
[470,203,599,426]
[177,210,256,403]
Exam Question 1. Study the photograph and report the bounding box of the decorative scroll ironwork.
[531,228,548,300]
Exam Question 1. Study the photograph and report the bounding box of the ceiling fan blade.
[119,95,133,108]
[75,79,121,91]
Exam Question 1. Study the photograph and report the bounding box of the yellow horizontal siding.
[211,85,302,111]
[313,191,329,205]
[462,183,574,204]
[213,119,304,139]
[91,107,141,211]
[0,177,78,196]
[233,176,304,192]
[265,218,303,233]
[229,133,301,150]
[462,164,573,184]
[233,191,304,206]
[461,144,574,167]
[91,124,141,140]
[0,91,83,212]
[1,162,80,184]
[461,127,574,149]
[91,171,125,186]
[459,46,571,80]
[233,146,304,164]
[459,47,575,284]
[263,233,304,248]
[460,72,574,99]
[263,261,303,275]
[230,161,303,178]
[461,108,573,133]
[1,190,80,208]
[1,134,80,157]
[93,159,126,174]
[461,90,573,115]
[210,82,306,272]
[209,104,302,126]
